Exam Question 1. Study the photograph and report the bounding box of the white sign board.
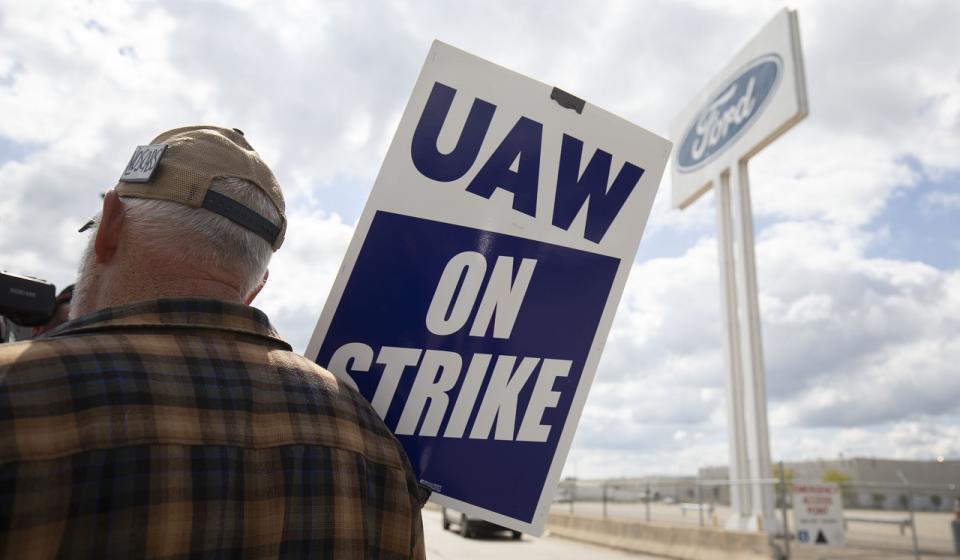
[793,483,846,546]
[304,40,670,535]
[671,8,808,208]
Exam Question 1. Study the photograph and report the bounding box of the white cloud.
[574,212,959,473]
[767,418,960,464]
[921,190,960,213]
[749,128,921,226]
[254,209,355,353]
[1,0,958,480]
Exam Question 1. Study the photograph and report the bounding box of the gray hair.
[121,177,280,296]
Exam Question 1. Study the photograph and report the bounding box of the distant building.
[557,475,698,503]
[698,458,960,511]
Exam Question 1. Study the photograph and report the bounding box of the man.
[0,126,426,558]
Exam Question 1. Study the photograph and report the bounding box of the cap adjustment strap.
[201,190,280,246]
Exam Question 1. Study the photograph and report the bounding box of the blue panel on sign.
[315,211,620,522]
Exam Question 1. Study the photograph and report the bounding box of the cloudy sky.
[1,0,958,479]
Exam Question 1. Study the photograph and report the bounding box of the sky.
[1,0,958,479]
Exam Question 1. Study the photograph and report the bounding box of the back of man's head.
[122,176,280,297]
[71,126,286,318]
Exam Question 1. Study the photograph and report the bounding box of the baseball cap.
[114,125,286,250]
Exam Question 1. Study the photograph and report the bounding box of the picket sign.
[305,40,671,535]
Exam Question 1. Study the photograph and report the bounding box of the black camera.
[0,271,57,327]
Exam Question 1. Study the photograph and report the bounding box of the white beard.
[69,231,102,320]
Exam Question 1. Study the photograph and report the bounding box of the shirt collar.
[47,298,291,350]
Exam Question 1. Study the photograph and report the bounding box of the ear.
[244,268,269,305]
[94,190,126,264]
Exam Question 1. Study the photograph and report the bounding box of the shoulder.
[0,337,79,378]
[0,332,141,383]
[0,334,414,478]
[264,348,412,471]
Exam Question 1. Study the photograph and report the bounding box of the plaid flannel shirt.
[0,299,426,559]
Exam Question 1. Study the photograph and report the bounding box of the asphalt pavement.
[422,509,662,559]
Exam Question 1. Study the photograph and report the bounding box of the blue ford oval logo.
[676,54,782,172]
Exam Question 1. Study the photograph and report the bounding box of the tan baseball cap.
[115,125,286,250]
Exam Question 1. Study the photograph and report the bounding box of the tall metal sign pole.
[670,9,808,532]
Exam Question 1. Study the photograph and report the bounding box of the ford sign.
[676,54,782,172]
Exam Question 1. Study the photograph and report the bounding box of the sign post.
[306,40,671,536]
[670,9,808,532]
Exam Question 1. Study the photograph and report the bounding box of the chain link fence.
[552,467,960,558]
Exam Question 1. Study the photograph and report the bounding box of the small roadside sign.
[793,483,846,546]
[304,40,670,535]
